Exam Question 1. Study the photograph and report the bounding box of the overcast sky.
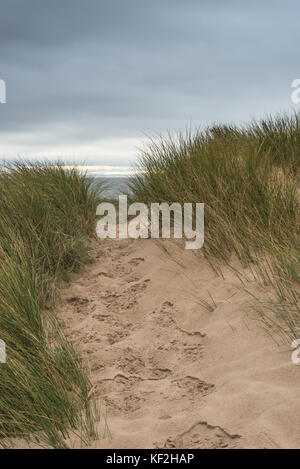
[0,0,299,166]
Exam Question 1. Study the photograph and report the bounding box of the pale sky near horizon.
[0,0,300,166]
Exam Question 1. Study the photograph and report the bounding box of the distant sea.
[79,165,135,198]
[0,162,134,198]
[90,176,130,198]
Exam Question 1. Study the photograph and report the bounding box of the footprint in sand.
[114,347,146,375]
[129,257,145,266]
[146,301,205,366]
[171,376,214,401]
[158,421,241,449]
[96,374,145,413]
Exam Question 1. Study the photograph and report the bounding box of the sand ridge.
[58,238,300,449]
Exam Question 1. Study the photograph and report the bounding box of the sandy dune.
[58,238,300,449]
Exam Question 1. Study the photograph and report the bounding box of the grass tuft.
[130,112,300,340]
[0,162,102,448]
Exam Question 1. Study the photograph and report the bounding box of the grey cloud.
[0,0,299,161]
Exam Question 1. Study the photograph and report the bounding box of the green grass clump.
[0,162,101,448]
[130,112,300,340]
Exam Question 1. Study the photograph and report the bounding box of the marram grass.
[0,163,101,448]
[130,112,300,341]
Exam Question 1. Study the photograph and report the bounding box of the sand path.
[59,238,300,449]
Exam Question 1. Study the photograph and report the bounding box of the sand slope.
[58,238,300,449]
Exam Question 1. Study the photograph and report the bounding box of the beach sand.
[57,237,300,449]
